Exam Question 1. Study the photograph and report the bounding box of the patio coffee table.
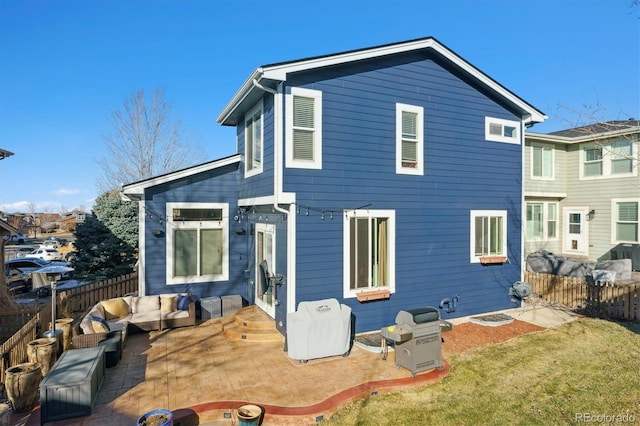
[40,346,105,423]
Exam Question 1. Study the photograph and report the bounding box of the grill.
[381,306,450,376]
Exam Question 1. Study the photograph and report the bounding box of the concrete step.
[223,306,283,342]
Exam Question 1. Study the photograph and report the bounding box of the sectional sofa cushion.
[101,297,130,320]
[161,295,178,312]
[132,295,160,313]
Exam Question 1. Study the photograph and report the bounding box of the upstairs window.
[470,210,507,262]
[613,199,639,243]
[245,102,263,177]
[286,87,322,169]
[396,103,424,175]
[581,139,636,179]
[166,203,229,284]
[531,143,554,179]
[485,117,520,144]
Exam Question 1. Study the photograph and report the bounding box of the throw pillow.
[101,298,129,320]
[177,294,190,311]
[91,315,110,333]
[161,295,178,312]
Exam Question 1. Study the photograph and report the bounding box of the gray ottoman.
[98,336,121,367]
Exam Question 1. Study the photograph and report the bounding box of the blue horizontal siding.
[143,163,249,301]
[285,50,524,332]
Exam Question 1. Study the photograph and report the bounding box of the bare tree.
[97,87,204,192]
[26,201,38,238]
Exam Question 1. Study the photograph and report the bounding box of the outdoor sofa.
[72,293,196,350]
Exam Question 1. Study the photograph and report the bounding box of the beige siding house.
[524,120,640,264]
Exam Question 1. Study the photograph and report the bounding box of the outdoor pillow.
[161,295,178,312]
[132,295,160,313]
[177,294,190,311]
[91,315,111,333]
[101,298,129,320]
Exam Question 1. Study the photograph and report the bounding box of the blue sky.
[1,0,638,214]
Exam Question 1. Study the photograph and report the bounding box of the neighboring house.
[123,37,547,334]
[524,120,640,266]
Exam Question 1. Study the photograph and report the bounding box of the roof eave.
[121,154,241,201]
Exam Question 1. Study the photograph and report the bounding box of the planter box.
[480,256,508,265]
[356,289,391,302]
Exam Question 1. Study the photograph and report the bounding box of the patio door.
[563,208,588,255]
[255,223,276,318]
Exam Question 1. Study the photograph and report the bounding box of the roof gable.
[217,37,546,127]
[121,154,241,200]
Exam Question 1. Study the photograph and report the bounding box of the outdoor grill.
[381,306,450,376]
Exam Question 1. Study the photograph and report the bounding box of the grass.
[324,318,640,425]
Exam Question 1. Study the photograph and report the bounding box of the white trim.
[530,142,555,180]
[562,207,589,256]
[218,38,546,126]
[138,200,146,296]
[579,141,637,180]
[396,103,424,175]
[244,100,264,178]
[286,87,323,169]
[611,198,640,244]
[525,201,559,242]
[255,222,276,318]
[469,210,508,263]
[485,117,521,144]
[342,209,396,299]
[165,202,229,285]
[121,155,241,199]
[524,191,567,198]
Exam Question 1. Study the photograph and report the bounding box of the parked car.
[45,236,66,247]
[25,248,64,262]
[41,240,60,249]
[3,234,27,243]
[5,267,31,294]
[14,245,37,258]
[4,258,73,297]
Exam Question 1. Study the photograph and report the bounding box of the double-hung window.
[612,199,639,243]
[396,103,424,175]
[531,143,554,179]
[581,139,636,179]
[166,202,229,284]
[485,117,520,144]
[470,210,507,262]
[526,202,558,240]
[343,209,395,298]
[245,102,263,177]
[286,87,322,169]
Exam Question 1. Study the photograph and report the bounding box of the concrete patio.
[7,302,577,426]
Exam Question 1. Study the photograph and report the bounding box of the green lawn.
[324,318,640,425]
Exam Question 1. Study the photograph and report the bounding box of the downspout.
[252,78,290,309]
[252,78,289,217]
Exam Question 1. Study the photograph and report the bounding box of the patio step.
[223,306,283,342]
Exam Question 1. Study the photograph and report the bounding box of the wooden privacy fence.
[0,304,51,386]
[58,272,139,318]
[525,272,640,322]
[0,272,137,386]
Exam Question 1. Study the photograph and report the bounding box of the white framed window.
[470,210,507,262]
[343,209,395,298]
[526,202,558,240]
[286,87,322,169]
[531,143,554,179]
[396,103,424,175]
[485,117,520,144]
[581,140,636,179]
[245,101,263,177]
[166,202,229,284]
[611,199,639,243]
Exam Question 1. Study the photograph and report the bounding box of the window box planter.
[356,289,391,302]
[479,256,508,265]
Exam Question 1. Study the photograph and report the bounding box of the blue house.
[122,37,546,335]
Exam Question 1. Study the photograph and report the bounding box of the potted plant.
[136,409,173,426]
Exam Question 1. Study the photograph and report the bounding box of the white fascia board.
[216,69,264,125]
[121,154,241,199]
[527,128,640,145]
[239,192,296,208]
[220,38,546,127]
[525,191,567,199]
